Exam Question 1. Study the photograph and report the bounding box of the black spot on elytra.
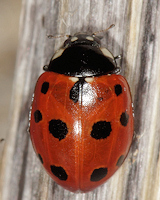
[91,121,112,139]
[41,82,49,94]
[34,110,42,123]
[90,167,108,182]
[49,119,68,141]
[114,84,122,96]
[50,165,68,180]
[116,155,125,167]
[120,111,129,126]
[70,79,86,103]
[38,154,43,164]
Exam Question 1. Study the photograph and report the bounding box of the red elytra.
[29,33,133,192]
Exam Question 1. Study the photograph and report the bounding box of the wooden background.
[0,0,160,199]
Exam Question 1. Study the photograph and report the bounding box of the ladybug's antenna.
[47,24,115,39]
[47,34,70,39]
[93,24,115,36]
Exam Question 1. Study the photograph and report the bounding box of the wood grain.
[1,0,160,199]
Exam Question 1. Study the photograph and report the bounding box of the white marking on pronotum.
[69,77,79,82]
[71,36,78,42]
[100,47,114,59]
[85,77,94,83]
[52,48,65,60]
[86,36,94,41]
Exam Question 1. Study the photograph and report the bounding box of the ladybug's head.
[63,33,101,48]
[46,32,120,77]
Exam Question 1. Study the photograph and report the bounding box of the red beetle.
[29,32,133,192]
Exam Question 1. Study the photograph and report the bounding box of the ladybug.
[29,32,134,192]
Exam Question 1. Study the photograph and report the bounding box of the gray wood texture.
[1,0,160,199]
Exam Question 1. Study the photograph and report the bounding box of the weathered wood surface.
[0,0,160,199]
